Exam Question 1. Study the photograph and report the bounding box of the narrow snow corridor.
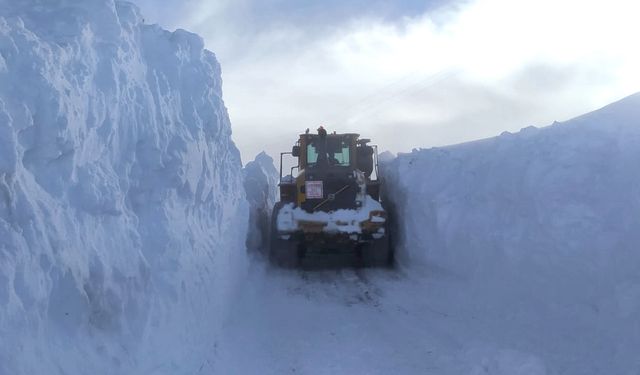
[2,2,639,374]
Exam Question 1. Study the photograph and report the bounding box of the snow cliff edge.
[0,1,247,374]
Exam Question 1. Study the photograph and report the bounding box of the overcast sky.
[132,0,640,164]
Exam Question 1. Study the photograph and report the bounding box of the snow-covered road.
[216,261,447,375]
[214,257,625,375]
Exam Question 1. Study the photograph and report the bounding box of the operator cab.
[278,127,381,213]
[306,134,352,168]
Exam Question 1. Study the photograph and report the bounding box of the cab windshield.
[307,137,350,167]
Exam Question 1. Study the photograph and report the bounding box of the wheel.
[269,202,299,268]
[269,237,299,268]
[362,235,393,267]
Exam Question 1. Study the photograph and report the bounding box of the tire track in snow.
[283,267,393,310]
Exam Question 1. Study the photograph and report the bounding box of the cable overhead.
[331,68,459,126]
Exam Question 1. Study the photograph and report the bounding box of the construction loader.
[270,127,392,267]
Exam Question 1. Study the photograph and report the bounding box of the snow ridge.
[0,1,247,374]
[382,93,640,374]
[384,93,640,270]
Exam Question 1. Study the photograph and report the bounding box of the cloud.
[132,0,640,163]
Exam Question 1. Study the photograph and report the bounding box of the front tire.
[362,235,393,267]
[269,202,299,268]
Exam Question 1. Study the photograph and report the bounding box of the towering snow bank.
[382,93,640,373]
[0,1,247,374]
[384,93,640,270]
[243,152,278,252]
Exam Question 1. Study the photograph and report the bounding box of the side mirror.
[292,145,301,157]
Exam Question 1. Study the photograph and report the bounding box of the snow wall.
[243,152,278,252]
[0,1,248,374]
[384,93,640,272]
[382,93,640,372]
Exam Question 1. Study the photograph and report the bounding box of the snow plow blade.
[269,200,392,268]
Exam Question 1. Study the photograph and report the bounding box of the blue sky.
[133,0,640,164]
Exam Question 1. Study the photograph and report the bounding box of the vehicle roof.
[299,133,360,138]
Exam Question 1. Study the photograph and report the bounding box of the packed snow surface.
[0,1,247,374]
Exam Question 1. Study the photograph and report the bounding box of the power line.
[330,68,459,127]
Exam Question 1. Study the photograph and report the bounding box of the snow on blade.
[276,195,384,235]
[275,169,385,236]
[0,1,248,374]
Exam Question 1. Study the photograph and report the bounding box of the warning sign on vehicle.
[305,181,323,199]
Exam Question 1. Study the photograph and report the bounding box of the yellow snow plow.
[270,127,392,267]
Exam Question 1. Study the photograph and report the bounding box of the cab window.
[330,143,350,166]
[307,143,319,164]
[306,137,350,167]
